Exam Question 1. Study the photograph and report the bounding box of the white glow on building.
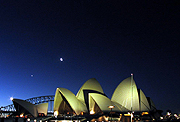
[10,97,13,101]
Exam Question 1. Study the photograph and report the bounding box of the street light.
[108,105,115,122]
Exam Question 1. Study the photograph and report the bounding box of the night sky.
[0,1,179,114]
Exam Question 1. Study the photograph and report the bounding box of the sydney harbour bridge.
[0,95,54,117]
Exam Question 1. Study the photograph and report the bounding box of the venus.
[60,58,63,62]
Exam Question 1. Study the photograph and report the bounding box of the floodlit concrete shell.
[139,89,150,112]
[89,93,119,112]
[111,101,129,112]
[111,76,140,112]
[54,88,88,115]
[13,99,37,117]
[76,78,104,104]
[12,99,48,117]
[36,103,48,116]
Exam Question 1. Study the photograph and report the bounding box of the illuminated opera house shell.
[54,76,157,115]
[12,98,48,117]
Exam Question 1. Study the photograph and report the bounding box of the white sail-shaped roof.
[36,103,48,116]
[89,93,120,112]
[111,76,140,112]
[54,88,63,112]
[139,89,150,111]
[13,99,48,117]
[76,78,104,103]
[112,101,129,112]
[54,88,87,115]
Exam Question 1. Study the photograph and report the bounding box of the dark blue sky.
[0,1,179,114]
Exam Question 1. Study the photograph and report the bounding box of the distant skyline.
[0,1,179,114]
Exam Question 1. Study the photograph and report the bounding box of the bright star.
[60,58,63,62]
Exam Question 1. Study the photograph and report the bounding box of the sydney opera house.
[10,75,161,121]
